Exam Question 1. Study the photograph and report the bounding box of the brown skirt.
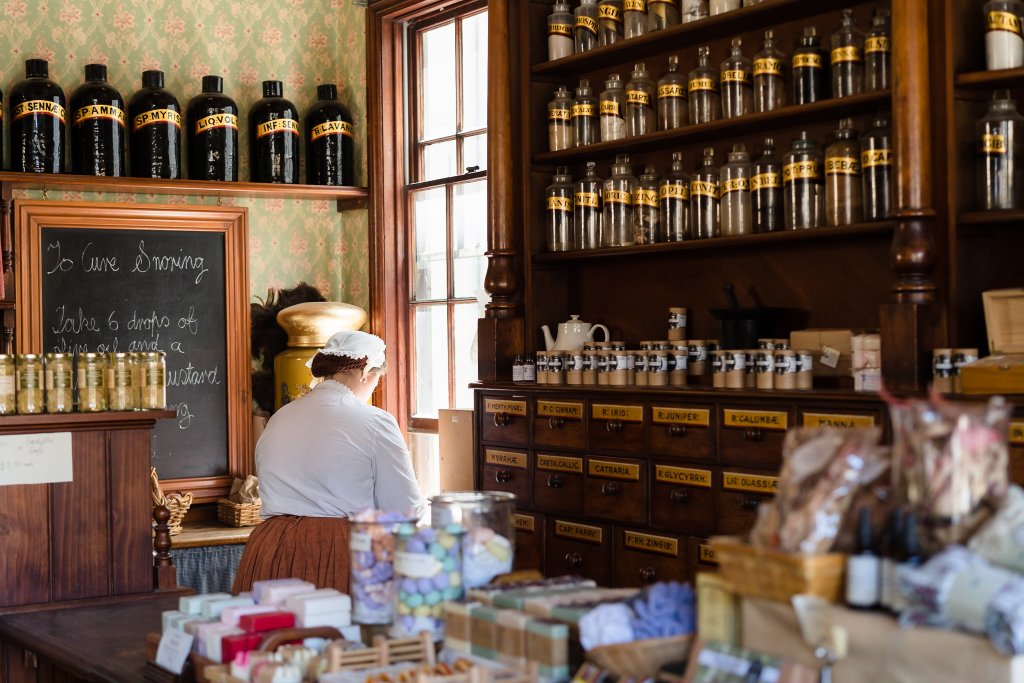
[232,515,350,594]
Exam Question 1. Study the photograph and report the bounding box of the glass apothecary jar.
[107,352,135,411]
[392,522,465,641]
[45,352,74,414]
[0,354,16,415]
[349,510,417,625]
[430,491,516,589]
[16,354,44,415]
[140,351,169,410]
[77,352,107,412]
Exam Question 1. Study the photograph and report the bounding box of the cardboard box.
[789,329,859,377]
[438,409,474,491]
[983,288,1024,355]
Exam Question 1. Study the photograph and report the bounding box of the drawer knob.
[547,474,565,489]
[606,420,623,433]
[744,428,764,442]
[601,481,622,496]
[495,469,513,484]
[548,417,565,430]
[493,412,511,427]
[741,495,761,511]
[565,552,584,569]
[669,424,687,437]
[669,489,690,504]
[639,566,657,583]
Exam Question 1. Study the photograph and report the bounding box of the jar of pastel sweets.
[391,522,464,640]
[430,491,516,589]
[349,509,416,625]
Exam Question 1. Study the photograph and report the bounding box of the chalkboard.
[16,202,251,498]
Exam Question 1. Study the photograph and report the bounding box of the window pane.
[422,139,458,181]
[421,22,457,141]
[452,180,488,299]
[453,303,479,410]
[412,188,447,301]
[461,11,488,132]
[409,431,441,498]
[463,133,487,172]
[413,304,450,419]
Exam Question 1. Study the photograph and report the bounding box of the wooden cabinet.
[545,517,613,587]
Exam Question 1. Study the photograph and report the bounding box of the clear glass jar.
[861,115,893,221]
[140,351,167,410]
[548,85,573,152]
[624,0,648,39]
[657,56,687,130]
[0,354,15,415]
[77,352,107,412]
[634,164,661,244]
[979,90,1024,210]
[107,352,135,411]
[721,38,753,119]
[720,144,752,236]
[349,510,416,625]
[752,137,784,233]
[865,8,891,92]
[16,354,44,415]
[130,351,143,409]
[45,352,74,414]
[680,0,707,23]
[598,0,624,47]
[660,151,691,241]
[548,2,575,61]
[575,0,600,53]
[689,46,721,125]
[572,79,598,147]
[431,491,516,589]
[709,0,740,15]
[391,522,464,640]
[546,166,575,252]
[575,162,604,249]
[691,147,721,239]
[793,26,828,105]
[784,132,824,229]
[754,30,787,113]
[599,73,627,142]
[603,154,637,246]
[831,9,865,98]
[825,118,863,226]
[625,62,656,137]
[648,0,679,31]
[985,0,1024,70]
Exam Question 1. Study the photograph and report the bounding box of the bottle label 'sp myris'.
[256,118,300,138]
[195,112,238,134]
[133,108,181,131]
[14,99,66,122]
[74,104,126,127]
[311,120,353,141]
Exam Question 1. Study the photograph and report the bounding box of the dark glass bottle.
[70,64,126,176]
[10,59,66,173]
[689,46,721,125]
[861,114,893,221]
[721,38,753,119]
[752,138,783,233]
[865,9,891,92]
[978,90,1024,210]
[753,30,787,113]
[657,56,687,130]
[792,27,828,105]
[187,75,239,181]
[831,9,865,98]
[250,80,300,184]
[690,147,720,239]
[824,118,863,226]
[128,70,181,179]
[784,132,824,229]
[305,83,355,186]
[575,0,599,54]
[572,79,598,147]
[660,152,690,241]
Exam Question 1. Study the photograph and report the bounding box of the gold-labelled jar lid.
[141,351,166,359]
[18,353,42,361]
[45,352,73,360]
[109,352,131,360]
[276,301,368,347]
[80,352,104,360]
[0,353,14,361]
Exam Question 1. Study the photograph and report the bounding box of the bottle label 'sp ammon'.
[133,108,181,131]
[256,118,300,138]
[753,58,784,77]
[14,99,66,122]
[74,104,126,127]
[576,16,598,34]
[793,53,824,69]
[311,120,353,141]
[195,112,238,134]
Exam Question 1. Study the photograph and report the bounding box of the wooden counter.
[171,520,256,550]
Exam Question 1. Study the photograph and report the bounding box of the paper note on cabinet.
[0,433,73,486]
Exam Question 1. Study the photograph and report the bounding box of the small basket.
[150,467,192,536]
[587,634,693,680]
[710,535,846,603]
[217,498,263,527]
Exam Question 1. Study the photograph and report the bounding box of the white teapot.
[541,315,610,351]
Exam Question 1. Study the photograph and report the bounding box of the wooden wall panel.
[109,430,154,596]
[0,483,50,608]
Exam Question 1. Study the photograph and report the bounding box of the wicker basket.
[710,535,846,603]
[587,634,693,680]
[150,467,193,536]
[217,498,263,527]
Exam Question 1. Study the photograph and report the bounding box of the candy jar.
[349,509,415,625]
[392,522,465,640]
[430,492,515,589]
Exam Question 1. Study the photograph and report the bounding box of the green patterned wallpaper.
[1,0,369,311]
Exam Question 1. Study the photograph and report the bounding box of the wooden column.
[881,0,947,391]
[478,0,524,381]
[1,185,12,301]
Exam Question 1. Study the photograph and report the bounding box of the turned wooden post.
[152,504,178,590]
[0,185,12,301]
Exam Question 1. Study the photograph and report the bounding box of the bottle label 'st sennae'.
[865,36,891,54]
[831,46,863,64]
[310,120,353,141]
[195,112,239,134]
[572,103,595,118]
[751,171,782,190]
[14,99,66,122]
[549,23,572,36]
[784,161,821,181]
[74,104,126,126]
[133,109,181,131]
[793,53,824,69]
[689,77,717,92]
[256,118,300,138]
[754,58,784,77]
[660,183,689,200]
[720,177,749,194]
[604,188,632,204]
[576,16,598,34]
[825,156,861,175]
[861,149,893,168]
[626,90,651,105]
[988,10,1022,35]
[575,191,600,207]
[547,196,572,212]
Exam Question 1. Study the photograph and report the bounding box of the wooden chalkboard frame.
[14,201,251,503]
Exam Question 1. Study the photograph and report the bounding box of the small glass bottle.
[78,352,107,412]
[752,137,784,233]
[634,165,661,244]
[831,9,865,98]
[709,0,740,15]
[720,144,753,236]
[546,167,575,252]
[754,30,787,113]
[861,115,893,222]
[681,0,708,22]
[548,2,575,61]
[575,162,604,249]
[793,27,828,105]
[689,46,721,125]
[624,0,648,39]
[985,0,1024,70]
[648,0,680,31]
[660,152,691,241]
[978,90,1024,210]
[599,73,628,142]
[825,118,863,226]
[784,132,824,229]
[603,154,637,247]
[16,354,44,415]
[107,352,135,411]
[865,8,891,92]
[44,353,74,414]
[625,63,656,137]
[140,351,167,410]
[572,79,598,147]
[657,56,688,130]
[721,38,753,119]
[548,85,573,152]
[0,355,15,415]
[575,0,600,53]
[691,147,721,239]
[598,0,624,47]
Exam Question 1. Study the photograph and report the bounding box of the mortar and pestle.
[711,283,782,349]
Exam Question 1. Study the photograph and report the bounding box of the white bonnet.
[306,330,387,379]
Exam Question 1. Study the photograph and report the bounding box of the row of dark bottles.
[6,59,355,185]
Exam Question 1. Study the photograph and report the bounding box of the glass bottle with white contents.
[547,2,575,61]
[599,74,628,142]
[720,144,752,236]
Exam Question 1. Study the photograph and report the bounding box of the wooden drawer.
[718,406,792,469]
[584,456,646,524]
[1011,421,1024,486]
[533,453,585,515]
[716,469,779,536]
[480,447,531,507]
[686,536,719,578]
[480,395,529,446]
[588,401,645,454]
[649,463,717,536]
[613,528,688,587]
[545,518,612,587]
[534,399,586,449]
[648,403,715,461]
[513,512,544,573]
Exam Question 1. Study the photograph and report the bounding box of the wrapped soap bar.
[221,604,279,627]
[497,609,531,668]
[527,619,571,683]
[184,619,215,638]
[470,605,502,661]
[239,611,296,634]
[179,592,232,615]
[194,621,243,659]
[285,589,352,617]
[221,633,263,663]
[443,600,478,653]
[257,580,317,607]
[296,611,351,629]
[520,588,640,622]
[202,596,255,619]
[162,610,185,633]
[469,575,597,605]
[232,651,277,681]
[491,584,609,611]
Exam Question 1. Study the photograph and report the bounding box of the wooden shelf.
[955,68,1024,91]
[532,0,873,77]
[0,409,175,430]
[533,90,891,165]
[958,210,1024,225]
[532,220,894,262]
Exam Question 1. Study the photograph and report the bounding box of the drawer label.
[592,404,643,422]
[652,406,710,426]
[514,514,536,533]
[655,465,712,488]
[537,401,584,419]
[588,459,641,481]
[484,398,526,416]
[699,544,718,565]
[624,531,679,557]
[537,454,584,473]
[802,412,876,429]
[485,449,528,469]
[723,472,779,494]
[554,520,603,544]
[723,409,788,430]
[1011,422,1024,445]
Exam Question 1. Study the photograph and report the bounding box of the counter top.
[171,520,256,549]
